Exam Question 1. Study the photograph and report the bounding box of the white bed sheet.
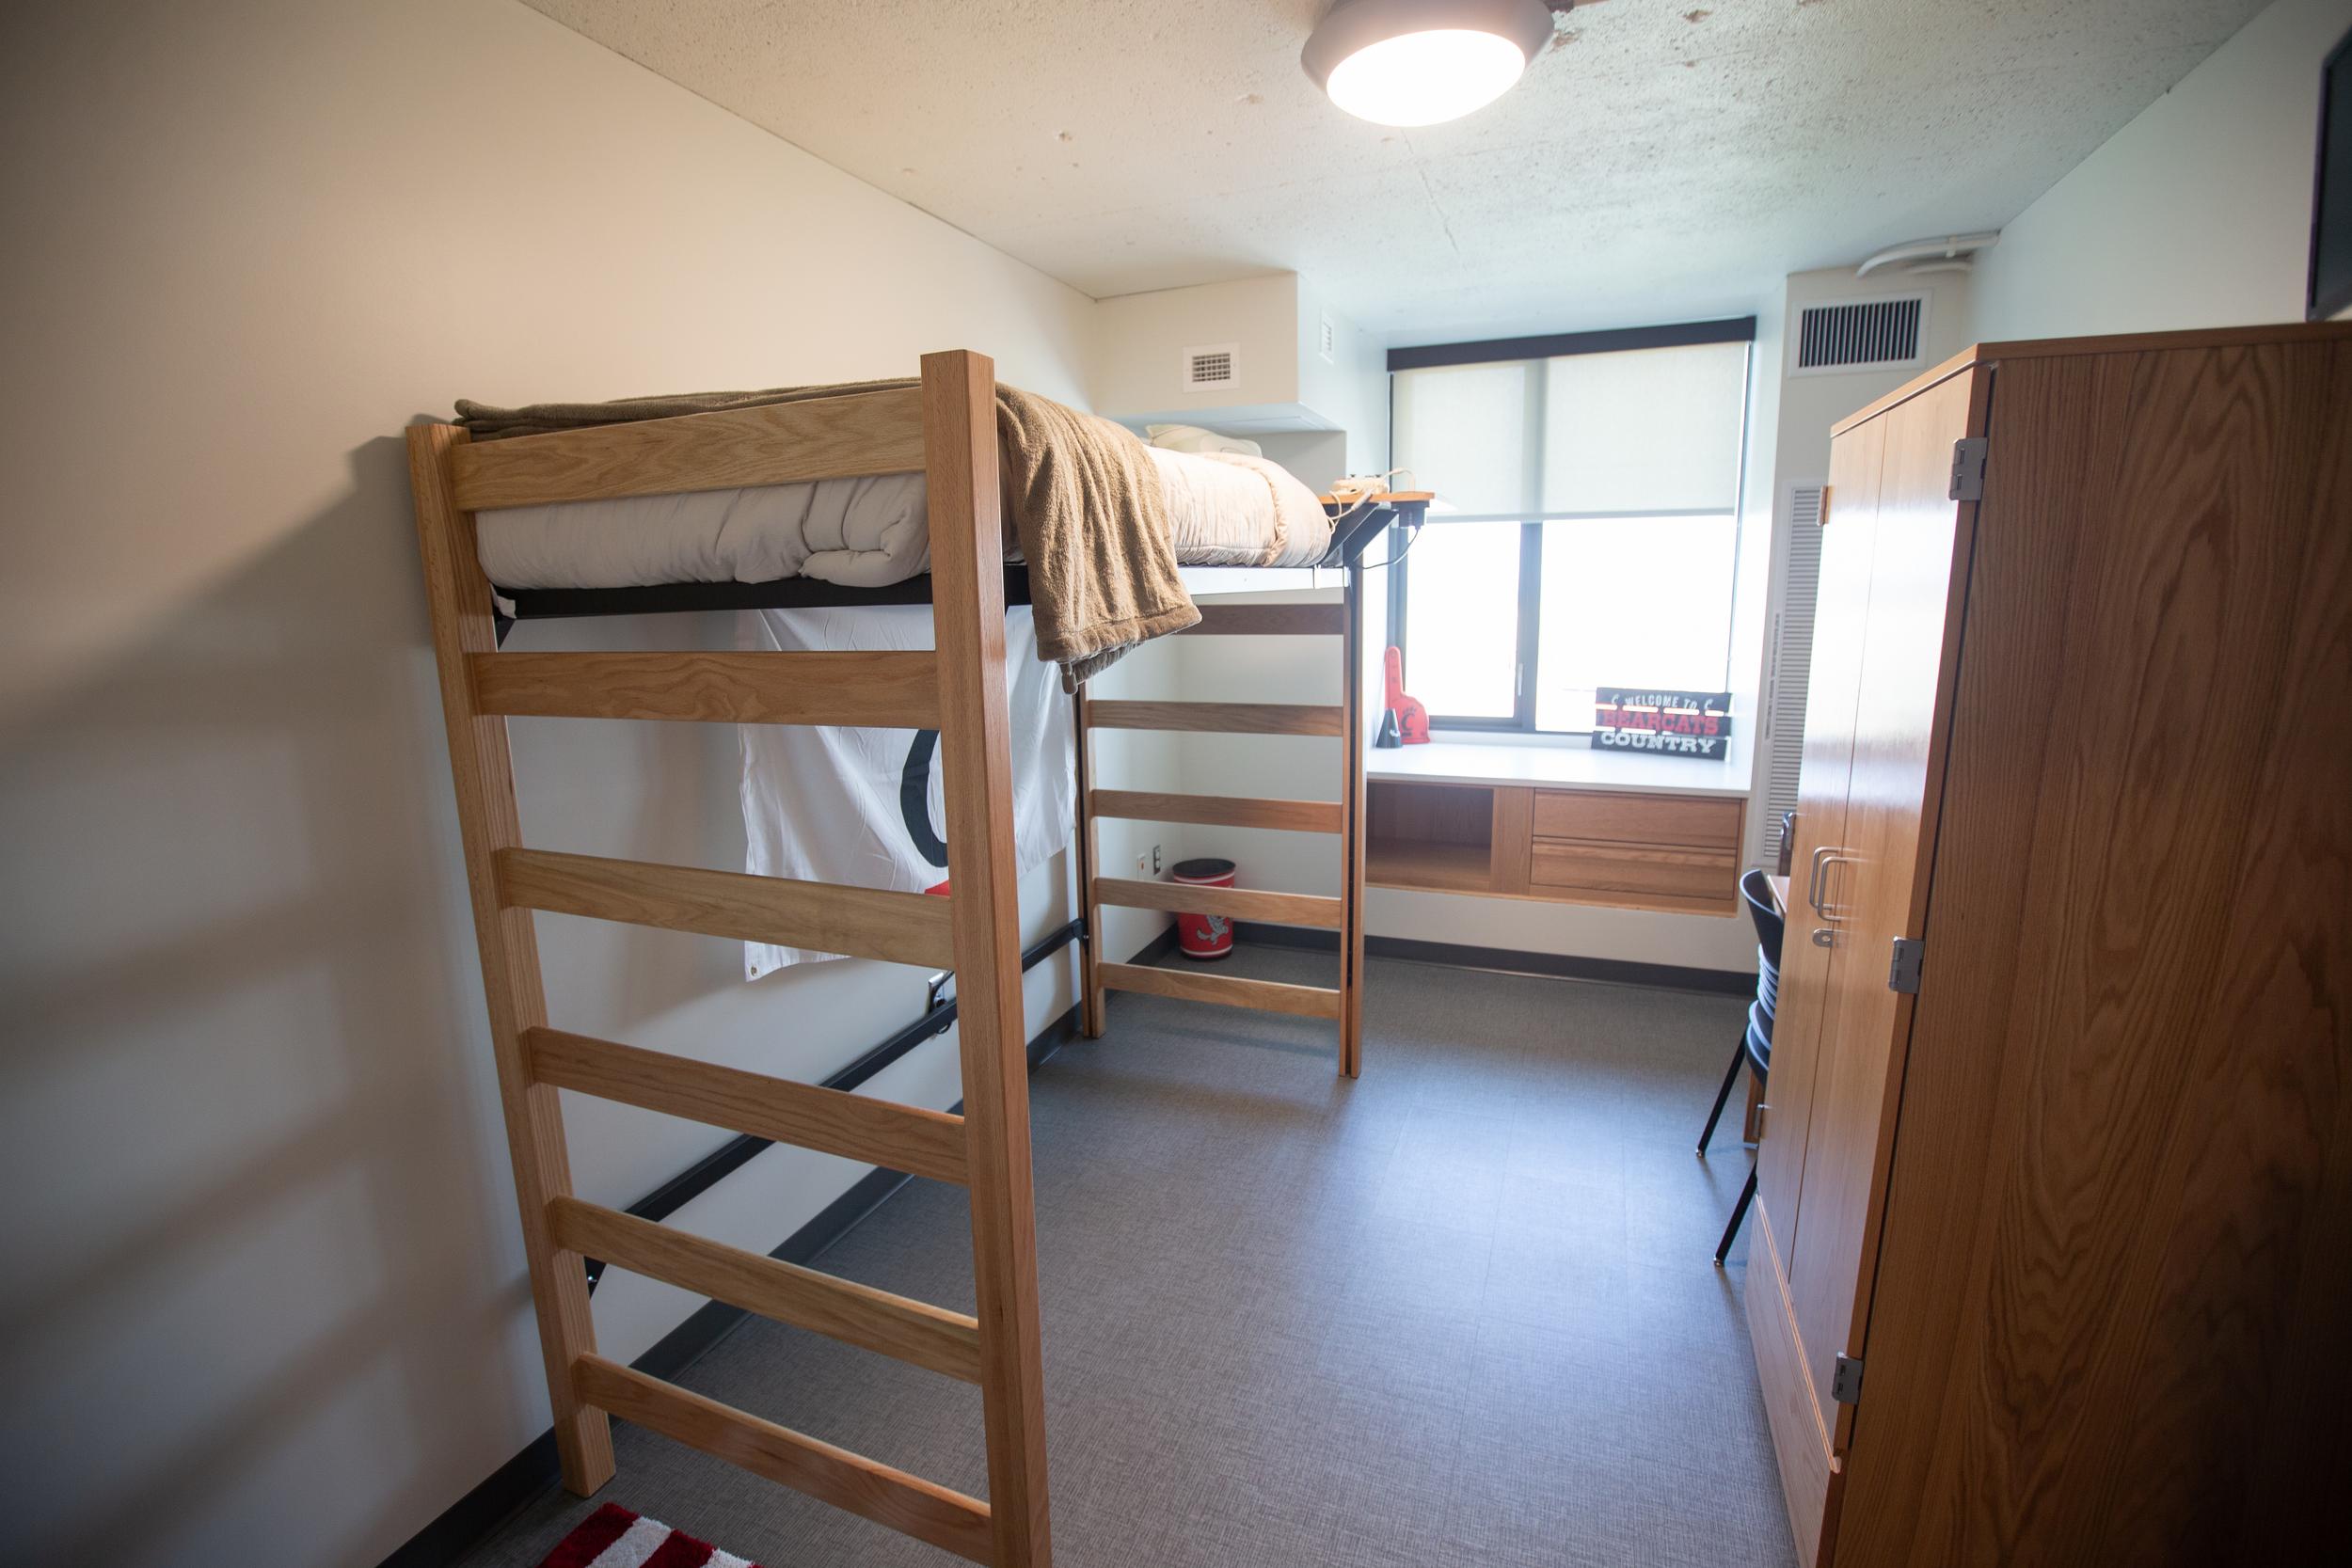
[474,446,1331,590]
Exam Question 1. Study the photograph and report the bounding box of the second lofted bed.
[406,350,1426,1568]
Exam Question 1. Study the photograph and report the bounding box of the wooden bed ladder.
[1075,585,1371,1076]
[407,352,1051,1566]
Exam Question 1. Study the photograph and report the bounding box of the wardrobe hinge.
[1887,937,1925,994]
[1832,1354,1866,1405]
[1948,436,1988,501]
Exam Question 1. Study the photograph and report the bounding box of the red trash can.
[1171,857,1236,960]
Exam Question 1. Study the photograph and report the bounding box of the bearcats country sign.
[1593,687,1734,760]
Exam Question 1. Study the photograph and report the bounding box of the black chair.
[1703,867,1782,1266]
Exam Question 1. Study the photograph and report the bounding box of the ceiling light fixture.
[1302,0,1556,128]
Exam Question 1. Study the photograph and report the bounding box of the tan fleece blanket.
[455,380,1199,688]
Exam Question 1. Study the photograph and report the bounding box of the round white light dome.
[1301,0,1554,129]
[1324,28,1529,127]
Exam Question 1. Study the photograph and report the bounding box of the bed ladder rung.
[525,1026,969,1186]
[1083,701,1343,736]
[496,847,957,970]
[1089,788,1341,834]
[570,1354,993,1565]
[1091,876,1343,930]
[548,1197,979,1381]
[471,650,939,728]
[1098,961,1342,1020]
[449,384,930,510]
[1181,603,1345,637]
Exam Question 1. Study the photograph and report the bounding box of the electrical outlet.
[1136,852,1150,876]
[1152,844,1164,874]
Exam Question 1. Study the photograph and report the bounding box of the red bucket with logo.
[1171,857,1236,959]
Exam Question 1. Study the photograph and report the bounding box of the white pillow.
[1144,422,1263,458]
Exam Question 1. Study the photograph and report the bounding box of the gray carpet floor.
[460,949,1795,1568]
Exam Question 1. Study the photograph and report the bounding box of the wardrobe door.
[1746,404,1883,1568]
[1755,415,1882,1267]
[1782,367,1983,1452]
[1835,333,2352,1568]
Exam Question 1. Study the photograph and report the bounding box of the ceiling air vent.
[1791,295,1927,376]
[1182,342,1239,391]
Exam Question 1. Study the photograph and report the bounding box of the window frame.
[1385,318,1756,736]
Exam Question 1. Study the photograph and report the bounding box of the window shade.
[1541,341,1748,514]
[1393,339,1748,517]
[1389,360,1531,518]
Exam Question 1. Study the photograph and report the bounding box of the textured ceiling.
[521,0,2264,341]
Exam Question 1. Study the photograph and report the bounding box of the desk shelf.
[1365,774,1744,915]
[1365,837,1493,895]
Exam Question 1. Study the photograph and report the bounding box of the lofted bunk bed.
[405,350,1425,1567]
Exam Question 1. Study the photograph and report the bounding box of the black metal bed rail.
[494,502,1415,635]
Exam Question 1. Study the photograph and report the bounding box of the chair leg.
[1714,1165,1757,1268]
[1697,1036,1747,1153]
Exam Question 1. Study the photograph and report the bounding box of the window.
[1388,326,1753,734]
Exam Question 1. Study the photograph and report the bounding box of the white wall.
[1974,0,2352,338]
[0,4,1104,1566]
[1159,314,1391,917]
[1718,264,1977,911]
[1769,266,1979,527]
[1296,277,1391,462]
[1091,273,1313,429]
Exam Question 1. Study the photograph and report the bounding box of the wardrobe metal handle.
[1819,851,1855,923]
[1807,846,1836,913]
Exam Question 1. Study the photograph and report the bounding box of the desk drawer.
[1532,789,1742,849]
[1530,837,1739,901]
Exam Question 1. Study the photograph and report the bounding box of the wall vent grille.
[1758,482,1826,870]
[1183,342,1239,389]
[1792,296,1926,374]
[1319,313,1337,363]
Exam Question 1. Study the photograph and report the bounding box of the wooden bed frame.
[1077,590,1372,1073]
[408,350,1410,1566]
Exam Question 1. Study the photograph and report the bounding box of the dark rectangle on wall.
[2310,22,2352,319]
[1387,316,1758,372]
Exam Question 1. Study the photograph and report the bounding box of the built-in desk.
[1368,739,1751,798]
[1366,742,1752,917]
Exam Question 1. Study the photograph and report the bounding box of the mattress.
[474,446,1332,591]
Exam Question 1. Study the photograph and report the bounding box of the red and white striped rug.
[537,1503,764,1568]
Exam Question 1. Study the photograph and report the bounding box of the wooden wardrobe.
[1750,322,2352,1568]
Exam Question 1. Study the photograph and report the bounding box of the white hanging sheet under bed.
[736,605,1074,977]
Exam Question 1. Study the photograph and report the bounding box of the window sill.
[1365,735,1751,799]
